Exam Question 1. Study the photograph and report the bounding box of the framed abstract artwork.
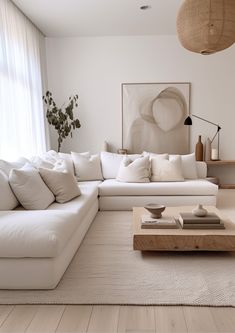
[122,82,191,154]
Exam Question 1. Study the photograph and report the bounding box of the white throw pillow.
[58,152,76,175]
[53,159,72,175]
[9,165,55,210]
[170,153,198,179]
[30,156,54,169]
[42,150,59,164]
[39,168,81,203]
[71,152,103,181]
[0,159,26,176]
[151,155,184,182]
[0,170,19,210]
[116,156,150,183]
[100,151,141,179]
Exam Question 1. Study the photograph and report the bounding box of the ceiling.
[12,0,183,37]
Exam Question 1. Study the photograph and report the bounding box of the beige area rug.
[1,210,235,306]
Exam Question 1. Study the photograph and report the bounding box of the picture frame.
[122,82,191,154]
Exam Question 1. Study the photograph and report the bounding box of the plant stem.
[58,140,61,152]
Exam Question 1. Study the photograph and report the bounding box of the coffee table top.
[133,206,235,236]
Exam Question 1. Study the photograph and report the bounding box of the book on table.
[178,212,225,229]
[141,215,179,229]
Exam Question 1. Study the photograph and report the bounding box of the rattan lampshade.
[177,0,235,55]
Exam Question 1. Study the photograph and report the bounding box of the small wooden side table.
[206,160,235,189]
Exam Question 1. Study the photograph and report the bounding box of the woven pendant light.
[177,0,235,55]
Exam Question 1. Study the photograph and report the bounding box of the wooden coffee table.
[133,206,235,251]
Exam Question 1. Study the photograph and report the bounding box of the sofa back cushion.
[151,155,184,182]
[0,170,19,210]
[100,151,141,179]
[116,156,150,183]
[42,150,59,163]
[71,152,103,181]
[0,159,27,176]
[58,152,76,175]
[30,156,54,169]
[39,168,81,203]
[142,151,169,160]
[196,161,207,179]
[9,165,55,210]
[169,153,198,179]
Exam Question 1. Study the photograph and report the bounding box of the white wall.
[45,35,235,183]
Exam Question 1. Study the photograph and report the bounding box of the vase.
[195,135,203,161]
[103,141,109,152]
[192,204,208,217]
[204,138,211,161]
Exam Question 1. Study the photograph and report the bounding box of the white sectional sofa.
[0,181,100,289]
[98,154,217,210]
[99,179,217,210]
[0,151,218,289]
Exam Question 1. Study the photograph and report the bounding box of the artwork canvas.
[122,82,190,154]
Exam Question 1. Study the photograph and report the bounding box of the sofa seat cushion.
[5,181,101,259]
[47,181,100,219]
[0,210,78,258]
[98,179,218,196]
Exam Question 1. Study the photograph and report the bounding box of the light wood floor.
[1,190,235,333]
[0,305,235,333]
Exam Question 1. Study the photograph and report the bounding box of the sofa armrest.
[196,161,207,179]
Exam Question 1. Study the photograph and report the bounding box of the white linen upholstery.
[47,181,100,218]
[0,170,19,210]
[39,168,80,203]
[98,179,218,196]
[0,210,78,258]
[0,150,217,289]
[100,152,141,179]
[99,195,217,211]
[0,181,100,289]
[0,202,98,289]
[116,156,150,183]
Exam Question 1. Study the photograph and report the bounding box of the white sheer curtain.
[0,0,47,160]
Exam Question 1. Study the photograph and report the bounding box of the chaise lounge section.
[0,181,100,289]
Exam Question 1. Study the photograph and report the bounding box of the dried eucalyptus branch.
[43,91,81,152]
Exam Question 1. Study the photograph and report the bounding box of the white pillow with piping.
[116,156,150,183]
[169,153,198,179]
[71,152,103,181]
[151,155,184,182]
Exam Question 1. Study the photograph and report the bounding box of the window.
[0,0,47,160]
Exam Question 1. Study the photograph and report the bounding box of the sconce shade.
[184,116,192,125]
[177,0,235,55]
